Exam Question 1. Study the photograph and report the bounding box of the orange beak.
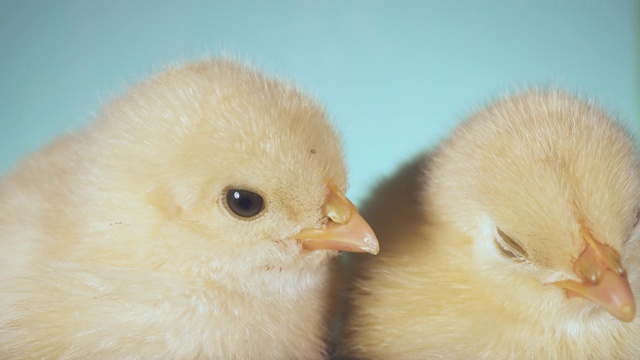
[294,183,379,255]
[554,228,635,322]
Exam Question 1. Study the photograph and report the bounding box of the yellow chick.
[341,89,640,359]
[0,59,379,359]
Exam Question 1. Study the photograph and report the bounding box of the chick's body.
[343,90,640,359]
[0,60,378,359]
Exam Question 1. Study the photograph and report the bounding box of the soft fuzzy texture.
[341,89,640,359]
[0,59,352,359]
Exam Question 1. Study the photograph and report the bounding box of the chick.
[0,59,379,359]
[341,89,640,359]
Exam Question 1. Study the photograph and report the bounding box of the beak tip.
[362,246,380,255]
[361,235,380,255]
[616,304,636,323]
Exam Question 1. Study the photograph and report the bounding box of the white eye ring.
[494,228,528,262]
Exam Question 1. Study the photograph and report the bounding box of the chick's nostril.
[326,207,350,224]
[575,252,602,284]
[601,245,624,274]
[322,190,352,224]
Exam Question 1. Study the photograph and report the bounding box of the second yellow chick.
[342,89,640,359]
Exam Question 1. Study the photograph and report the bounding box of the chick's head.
[428,89,640,322]
[87,59,378,291]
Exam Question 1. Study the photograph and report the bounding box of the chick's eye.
[226,189,264,218]
[634,207,640,228]
[495,228,528,261]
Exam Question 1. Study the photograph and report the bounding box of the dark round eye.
[226,189,264,218]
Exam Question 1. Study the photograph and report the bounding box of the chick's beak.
[294,184,379,255]
[554,231,635,322]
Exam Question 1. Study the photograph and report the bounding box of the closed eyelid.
[496,228,528,260]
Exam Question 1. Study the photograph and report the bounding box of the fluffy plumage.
[0,59,378,359]
[341,90,640,359]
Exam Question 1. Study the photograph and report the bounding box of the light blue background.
[1,1,638,204]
